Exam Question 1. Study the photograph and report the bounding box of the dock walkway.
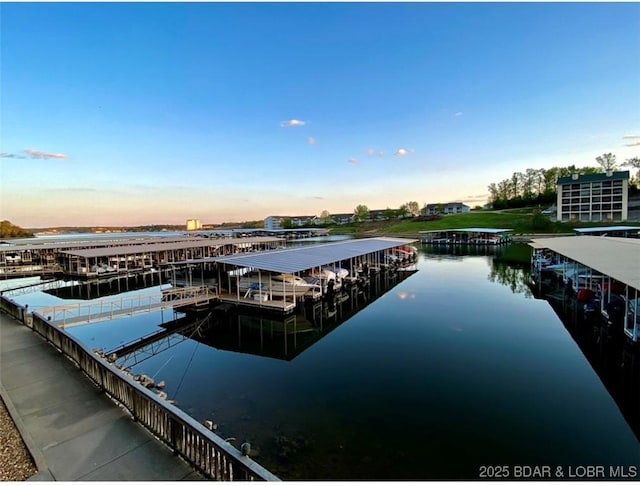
[31,286,217,327]
[0,312,203,481]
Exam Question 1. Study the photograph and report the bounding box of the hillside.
[327,209,640,238]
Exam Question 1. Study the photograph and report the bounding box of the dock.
[1,236,285,280]
[210,236,418,314]
[30,286,217,327]
[530,236,640,341]
[419,227,512,245]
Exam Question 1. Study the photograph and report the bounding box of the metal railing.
[31,286,218,327]
[0,295,279,481]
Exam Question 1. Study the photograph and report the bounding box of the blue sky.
[1,2,639,227]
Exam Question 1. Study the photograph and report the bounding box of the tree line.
[488,153,640,210]
[0,220,35,239]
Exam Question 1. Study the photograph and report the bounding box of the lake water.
[8,245,640,479]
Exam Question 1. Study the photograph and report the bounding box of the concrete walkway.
[0,313,203,481]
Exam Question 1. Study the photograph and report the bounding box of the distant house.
[290,215,316,227]
[556,170,629,222]
[368,209,390,221]
[264,215,316,230]
[422,202,470,216]
[331,213,355,225]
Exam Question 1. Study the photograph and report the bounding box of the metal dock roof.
[419,227,512,234]
[530,236,640,290]
[574,226,640,234]
[212,237,417,274]
[61,237,282,258]
[0,236,200,252]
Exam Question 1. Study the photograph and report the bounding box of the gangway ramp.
[32,286,218,328]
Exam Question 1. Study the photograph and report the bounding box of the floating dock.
[0,235,285,279]
[530,236,640,341]
[209,237,418,314]
[419,228,512,245]
[573,226,640,238]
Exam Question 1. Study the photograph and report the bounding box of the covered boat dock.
[209,237,418,314]
[59,237,284,278]
[1,235,205,276]
[529,236,640,341]
[419,228,512,245]
[573,226,640,238]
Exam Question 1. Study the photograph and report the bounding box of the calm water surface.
[10,246,640,479]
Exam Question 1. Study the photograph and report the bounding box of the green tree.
[623,157,640,188]
[354,204,370,222]
[0,220,34,238]
[405,201,420,217]
[282,217,293,229]
[595,152,617,171]
[319,210,332,224]
[383,207,397,220]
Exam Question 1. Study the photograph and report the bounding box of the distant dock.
[419,228,512,245]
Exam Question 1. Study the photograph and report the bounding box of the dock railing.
[0,294,279,481]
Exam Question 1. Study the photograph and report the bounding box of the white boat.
[321,266,349,279]
[91,264,117,274]
[307,268,344,292]
[238,274,321,297]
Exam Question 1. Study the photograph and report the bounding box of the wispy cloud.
[395,148,415,157]
[623,135,640,146]
[366,148,384,157]
[307,136,316,145]
[0,152,26,159]
[24,149,69,160]
[311,196,324,200]
[453,112,463,117]
[1,149,69,160]
[348,158,359,165]
[280,119,307,128]
[466,193,489,199]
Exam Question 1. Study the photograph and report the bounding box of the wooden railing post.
[0,295,278,481]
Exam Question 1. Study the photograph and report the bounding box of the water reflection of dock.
[123,268,417,362]
[188,269,416,361]
[533,287,640,442]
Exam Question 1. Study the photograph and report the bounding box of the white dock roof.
[0,237,199,252]
[62,237,281,258]
[574,226,640,234]
[530,236,640,290]
[419,228,511,234]
[213,237,417,274]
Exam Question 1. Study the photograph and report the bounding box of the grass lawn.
[329,211,571,235]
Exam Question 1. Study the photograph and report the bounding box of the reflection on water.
[172,270,416,362]
[7,245,640,479]
[488,261,533,298]
[531,280,640,443]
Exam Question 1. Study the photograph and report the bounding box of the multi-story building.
[186,219,202,231]
[264,215,316,230]
[556,170,629,222]
[422,202,470,216]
